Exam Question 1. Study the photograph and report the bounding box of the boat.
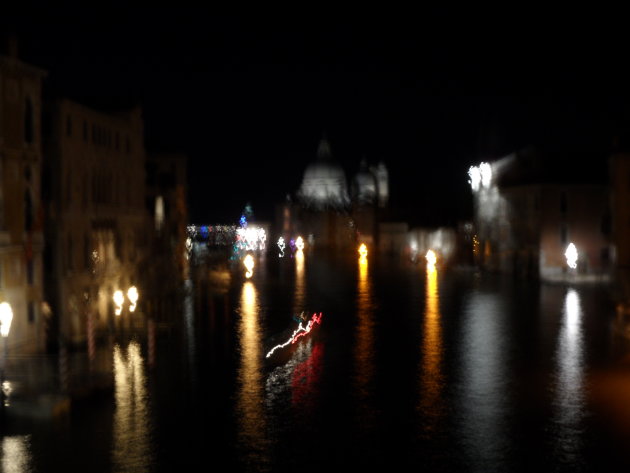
[264,311,323,364]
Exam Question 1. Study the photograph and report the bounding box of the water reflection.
[265,248,323,421]
[292,341,324,409]
[183,279,196,387]
[355,253,375,411]
[294,250,305,314]
[236,282,268,469]
[266,339,323,419]
[112,341,153,472]
[419,263,444,426]
[1,435,33,473]
[552,288,585,464]
[459,291,509,469]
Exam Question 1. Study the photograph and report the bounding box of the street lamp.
[0,302,13,408]
[127,286,139,313]
[113,290,124,316]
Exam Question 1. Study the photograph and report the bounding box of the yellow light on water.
[244,254,255,278]
[113,290,124,316]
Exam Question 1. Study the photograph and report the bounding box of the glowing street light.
[278,237,286,257]
[426,249,437,270]
[468,162,493,192]
[127,286,139,313]
[0,302,13,408]
[295,236,305,252]
[113,290,124,316]
[565,243,578,269]
[244,254,255,278]
[358,243,368,258]
[0,303,13,338]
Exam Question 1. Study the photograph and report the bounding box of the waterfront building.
[43,98,149,345]
[0,39,47,353]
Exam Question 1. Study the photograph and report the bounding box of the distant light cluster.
[236,226,267,252]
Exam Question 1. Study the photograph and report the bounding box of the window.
[27,259,34,285]
[67,235,74,270]
[601,213,611,236]
[84,235,91,270]
[24,189,33,231]
[28,301,35,323]
[560,191,568,214]
[66,115,72,137]
[560,223,568,244]
[24,97,34,143]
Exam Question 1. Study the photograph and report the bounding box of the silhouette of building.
[43,98,149,346]
[280,136,390,251]
[0,38,47,354]
[468,147,612,281]
[145,152,188,323]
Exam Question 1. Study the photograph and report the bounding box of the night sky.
[4,9,629,226]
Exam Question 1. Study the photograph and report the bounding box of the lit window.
[155,196,165,231]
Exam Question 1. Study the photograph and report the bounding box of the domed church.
[277,136,389,250]
[297,137,350,210]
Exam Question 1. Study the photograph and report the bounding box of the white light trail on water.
[265,313,322,359]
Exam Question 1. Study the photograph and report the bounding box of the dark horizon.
[3,11,629,225]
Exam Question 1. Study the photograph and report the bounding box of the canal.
[2,250,630,472]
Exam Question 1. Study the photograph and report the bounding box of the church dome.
[352,158,377,205]
[298,137,350,210]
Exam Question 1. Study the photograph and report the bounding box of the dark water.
[3,252,630,472]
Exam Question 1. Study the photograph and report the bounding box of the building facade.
[43,99,148,346]
[0,44,47,354]
[145,152,188,323]
[286,137,390,252]
[503,184,611,280]
[610,152,630,305]
[468,151,612,281]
